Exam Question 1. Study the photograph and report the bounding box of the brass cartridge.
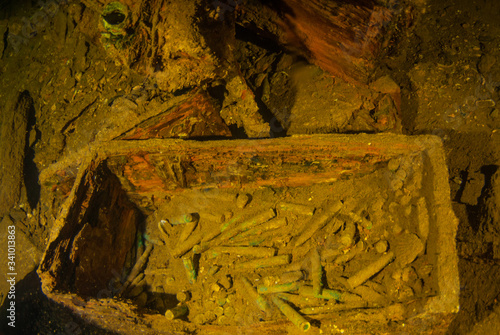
[299,285,342,301]
[235,254,291,271]
[218,209,276,242]
[240,276,271,314]
[231,217,287,242]
[178,214,199,243]
[298,285,362,303]
[310,248,323,297]
[346,251,395,289]
[277,293,323,307]
[257,282,300,294]
[279,271,305,284]
[171,231,203,258]
[165,304,188,320]
[278,202,315,216]
[170,213,195,225]
[176,291,191,302]
[271,295,311,332]
[340,220,356,247]
[238,209,276,232]
[346,211,373,230]
[209,246,276,259]
[182,255,197,284]
[294,200,343,247]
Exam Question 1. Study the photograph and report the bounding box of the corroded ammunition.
[203,228,222,243]
[277,293,323,307]
[235,254,291,271]
[192,242,210,254]
[118,242,154,297]
[231,217,287,242]
[321,248,342,261]
[208,265,220,276]
[209,246,276,259]
[170,213,195,226]
[236,193,251,208]
[182,255,197,284]
[299,285,362,303]
[178,214,199,243]
[257,282,300,294]
[278,202,315,216]
[200,212,225,224]
[279,271,305,284]
[271,295,311,332]
[340,221,356,247]
[375,240,388,253]
[310,248,322,297]
[299,285,341,301]
[238,209,276,232]
[219,209,276,242]
[346,251,395,289]
[240,276,271,314]
[220,214,242,232]
[294,200,343,247]
[334,241,364,265]
[192,228,222,254]
[346,211,373,230]
[176,291,191,302]
[165,304,188,320]
[171,231,203,258]
[299,301,367,315]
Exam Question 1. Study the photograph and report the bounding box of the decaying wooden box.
[38,134,459,334]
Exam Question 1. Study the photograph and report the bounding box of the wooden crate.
[38,134,459,334]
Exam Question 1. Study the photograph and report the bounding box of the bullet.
[299,301,366,315]
[192,242,210,254]
[236,193,251,209]
[340,221,356,247]
[299,285,341,301]
[277,293,323,306]
[182,255,197,284]
[257,282,300,294]
[220,214,242,232]
[170,213,195,225]
[171,231,202,258]
[192,229,222,254]
[178,214,199,243]
[235,254,291,271]
[334,241,364,265]
[218,209,276,242]
[165,304,188,320]
[310,248,323,297]
[346,251,395,289]
[231,217,287,242]
[208,265,220,276]
[298,285,362,303]
[278,202,315,216]
[294,200,343,247]
[200,212,225,224]
[238,209,276,232]
[375,240,388,253]
[209,246,276,259]
[346,211,373,230]
[271,295,311,332]
[240,276,271,314]
[118,242,154,297]
[279,271,305,284]
[176,291,191,302]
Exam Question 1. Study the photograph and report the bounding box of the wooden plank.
[239,0,397,85]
